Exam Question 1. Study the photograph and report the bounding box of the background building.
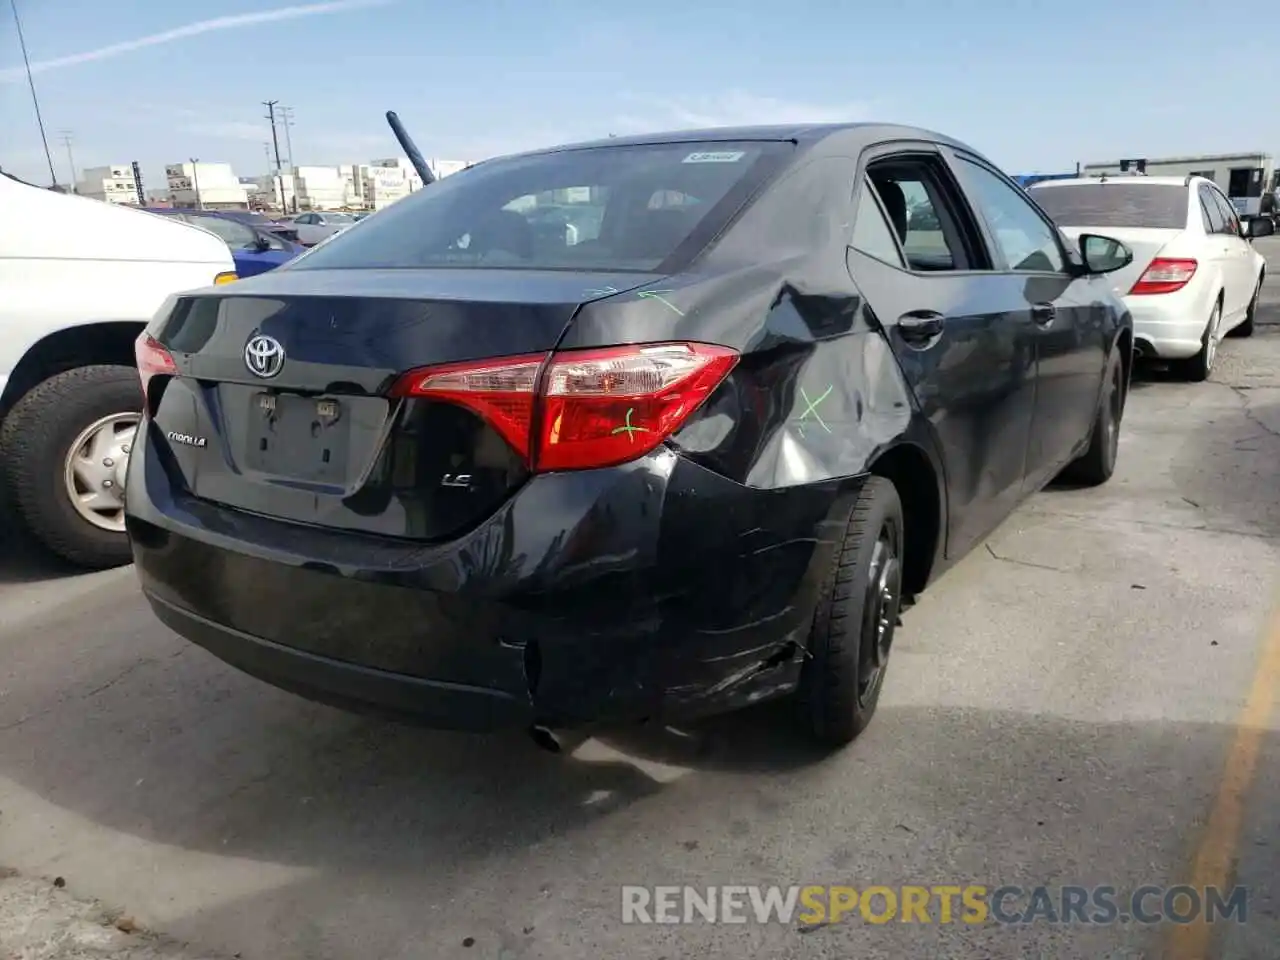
[1081,152,1276,217]
[430,158,470,179]
[165,161,249,210]
[293,164,359,210]
[357,156,469,210]
[75,165,141,205]
[360,158,420,209]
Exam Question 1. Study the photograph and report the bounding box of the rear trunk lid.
[1058,226,1184,299]
[146,268,660,540]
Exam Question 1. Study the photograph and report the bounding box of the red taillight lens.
[135,332,177,396]
[391,342,739,472]
[391,354,542,460]
[1130,258,1197,295]
[537,344,738,470]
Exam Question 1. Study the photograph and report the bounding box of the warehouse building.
[75,165,141,205]
[165,162,249,210]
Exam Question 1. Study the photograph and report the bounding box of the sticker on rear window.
[682,151,745,164]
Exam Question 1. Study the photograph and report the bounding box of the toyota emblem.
[244,334,285,379]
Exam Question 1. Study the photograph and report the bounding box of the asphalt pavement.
[2,242,1279,959]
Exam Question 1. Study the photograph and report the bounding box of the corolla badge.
[244,334,285,378]
[166,431,207,448]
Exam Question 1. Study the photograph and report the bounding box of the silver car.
[288,212,356,246]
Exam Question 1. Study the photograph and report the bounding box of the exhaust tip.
[528,724,563,753]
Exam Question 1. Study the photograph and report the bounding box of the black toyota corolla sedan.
[126,123,1135,748]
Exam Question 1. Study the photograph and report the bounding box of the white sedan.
[285,211,357,246]
[1029,175,1271,381]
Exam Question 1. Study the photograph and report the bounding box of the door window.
[956,158,1065,272]
[863,155,974,271]
[850,178,906,268]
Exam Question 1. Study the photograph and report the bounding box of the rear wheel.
[1229,277,1261,338]
[797,476,903,747]
[0,365,140,569]
[1178,299,1221,383]
[1058,350,1124,486]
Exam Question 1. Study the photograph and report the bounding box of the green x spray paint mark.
[796,385,834,437]
[610,407,652,443]
[636,290,686,316]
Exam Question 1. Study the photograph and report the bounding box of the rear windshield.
[1029,183,1189,229]
[290,140,789,273]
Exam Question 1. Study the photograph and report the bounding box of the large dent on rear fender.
[659,277,915,489]
[741,330,912,487]
[558,150,916,491]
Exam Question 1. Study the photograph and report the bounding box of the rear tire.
[797,476,904,748]
[1177,299,1221,382]
[1229,277,1261,338]
[1058,350,1124,487]
[0,365,140,569]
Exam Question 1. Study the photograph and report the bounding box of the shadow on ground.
[2,639,1276,960]
[0,524,90,585]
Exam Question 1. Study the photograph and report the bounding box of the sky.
[1,0,1275,190]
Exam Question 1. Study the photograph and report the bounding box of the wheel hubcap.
[859,528,902,704]
[63,412,139,533]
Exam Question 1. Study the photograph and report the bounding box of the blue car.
[142,209,303,277]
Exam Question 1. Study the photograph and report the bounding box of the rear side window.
[1029,184,1189,229]
[1199,185,1230,234]
[850,179,905,268]
[292,141,792,273]
[1208,188,1240,234]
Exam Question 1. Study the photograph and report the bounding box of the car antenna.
[385,110,435,186]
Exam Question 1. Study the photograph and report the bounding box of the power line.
[9,0,57,186]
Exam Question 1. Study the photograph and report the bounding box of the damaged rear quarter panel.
[542,152,928,722]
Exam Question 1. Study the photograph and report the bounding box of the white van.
[0,172,236,568]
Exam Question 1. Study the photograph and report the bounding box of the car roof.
[479,122,977,162]
[1029,176,1198,189]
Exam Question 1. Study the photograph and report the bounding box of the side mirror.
[1246,215,1275,240]
[251,235,272,252]
[1078,234,1134,275]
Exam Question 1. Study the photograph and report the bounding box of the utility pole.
[189,157,202,210]
[9,0,57,187]
[263,100,285,214]
[279,106,296,171]
[58,129,76,192]
[279,105,297,213]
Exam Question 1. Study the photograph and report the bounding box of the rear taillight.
[135,332,177,396]
[1130,258,1197,295]
[391,342,739,472]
